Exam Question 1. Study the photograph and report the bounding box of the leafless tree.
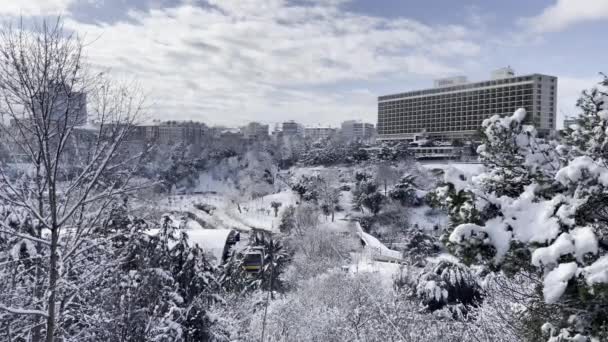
[375,162,400,196]
[0,19,146,342]
[317,169,341,222]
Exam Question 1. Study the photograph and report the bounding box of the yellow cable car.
[242,246,265,274]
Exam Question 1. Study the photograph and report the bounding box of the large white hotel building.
[377,68,557,141]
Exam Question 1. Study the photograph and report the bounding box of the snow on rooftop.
[186,228,234,264]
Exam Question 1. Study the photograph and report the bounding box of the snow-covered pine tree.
[435,79,608,340]
[389,174,420,206]
[84,214,222,341]
[351,176,386,216]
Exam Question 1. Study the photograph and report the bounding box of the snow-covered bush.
[402,229,442,266]
[389,174,421,206]
[352,179,385,215]
[282,229,359,286]
[291,175,323,202]
[278,205,296,234]
[413,259,483,318]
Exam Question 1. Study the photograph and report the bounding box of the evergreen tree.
[434,87,608,341]
[389,174,420,206]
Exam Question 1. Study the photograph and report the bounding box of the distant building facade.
[140,121,208,145]
[377,68,557,141]
[562,118,578,130]
[11,82,88,127]
[340,120,375,141]
[304,127,337,140]
[282,121,303,137]
[45,82,88,126]
[242,122,269,140]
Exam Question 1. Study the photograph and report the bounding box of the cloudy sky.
[3,0,607,128]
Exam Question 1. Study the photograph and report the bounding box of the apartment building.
[143,121,208,145]
[304,127,337,140]
[341,120,375,141]
[242,122,269,140]
[282,121,303,137]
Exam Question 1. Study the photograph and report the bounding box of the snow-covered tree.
[85,214,221,341]
[389,174,420,206]
[412,259,483,318]
[0,19,146,341]
[278,205,296,234]
[352,179,385,216]
[375,163,400,196]
[270,201,282,217]
[291,175,323,202]
[435,82,608,341]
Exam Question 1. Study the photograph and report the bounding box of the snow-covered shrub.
[291,175,323,202]
[357,203,410,239]
[402,229,442,266]
[352,179,385,215]
[0,205,47,340]
[389,174,422,206]
[412,259,483,318]
[251,269,512,342]
[248,272,393,341]
[278,205,296,234]
[87,214,221,341]
[282,229,359,286]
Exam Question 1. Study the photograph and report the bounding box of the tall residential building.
[341,120,375,141]
[304,127,337,140]
[377,69,557,141]
[32,81,88,126]
[282,121,303,137]
[242,122,269,140]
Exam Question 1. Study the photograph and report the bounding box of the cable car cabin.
[242,247,265,274]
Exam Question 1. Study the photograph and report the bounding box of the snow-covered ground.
[150,162,453,282]
[158,190,297,232]
[420,162,484,176]
[348,253,402,286]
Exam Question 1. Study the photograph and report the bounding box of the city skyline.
[7,0,608,128]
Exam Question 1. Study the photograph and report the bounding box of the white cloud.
[523,0,608,33]
[62,0,480,126]
[0,0,76,16]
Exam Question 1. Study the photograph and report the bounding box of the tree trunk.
[45,225,59,342]
[46,177,60,342]
[32,162,44,342]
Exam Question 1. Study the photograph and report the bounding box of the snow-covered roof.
[355,222,402,260]
[186,229,234,264]
[146,225,235,265]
